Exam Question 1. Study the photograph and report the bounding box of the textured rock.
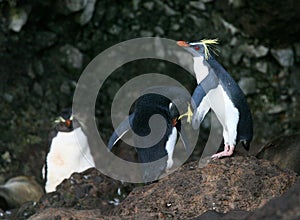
[246,179,300,220]
[271,48,294,67]
[238,77,256,95]
[112,156,297,219]
[194,210,251,220]
[8,7,29,32]
[256,134,300,175]
[238,44,269,58]
[59,44,83,71]
[12,168,131,219]
[0,176,44,211]
[215,1,300,45]
[76,0,97,26]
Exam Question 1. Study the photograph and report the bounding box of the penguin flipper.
[192,96,210,130]
[178,126,191,155]
[108,113,135,150]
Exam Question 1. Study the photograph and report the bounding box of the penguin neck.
[193,56,209,84]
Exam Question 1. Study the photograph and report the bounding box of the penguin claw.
[211,145,235,159]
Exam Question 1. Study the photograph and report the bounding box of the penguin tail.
[241,140,250,151]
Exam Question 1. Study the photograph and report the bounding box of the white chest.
[45,127,95,192]
[193,57,209,84]
[206,85,239,126]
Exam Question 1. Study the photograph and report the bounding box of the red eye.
[194,46,200,51]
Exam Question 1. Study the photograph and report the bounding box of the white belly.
[202,85,239,145]
[193,57,209,84]
[45,127,95,192]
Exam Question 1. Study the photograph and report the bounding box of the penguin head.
[177,39,218,59]
[169,102,180,127]
[54,108,78,132]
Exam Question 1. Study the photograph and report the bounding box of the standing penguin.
[177,39,253,159]
[43,108,95,193]
[108,86,190,182]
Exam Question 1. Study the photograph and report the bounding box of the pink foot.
[211,144,235,159]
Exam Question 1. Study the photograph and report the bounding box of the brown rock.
[246,179,300,220]
[256,134,300,175]
[112,156,297,219]
[13,168,132,219]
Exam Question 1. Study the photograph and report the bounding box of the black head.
[177,39,218,59]
[54,108,74,132]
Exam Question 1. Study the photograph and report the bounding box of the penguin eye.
[194,46,200,51]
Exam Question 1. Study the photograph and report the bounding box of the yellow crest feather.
[200,39,219,60]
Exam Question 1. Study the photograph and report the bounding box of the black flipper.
[108,113,135,150]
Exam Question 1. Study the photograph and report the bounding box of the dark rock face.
[9,168,131,219]
[256,134,300,175]
[215,0,300,46]
[111,156,297,219]
[246,179,300,220]
[194,210,251,220]
[6,156,298,219]
[196,179,300,220]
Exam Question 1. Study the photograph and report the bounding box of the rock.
[0,176,44,211]
[14,168,131,219]
[271,48,294,67]
[59,44,83,71]
[238,44,269,58]
[215,1,300,45]
[3,93,13,103]
[33,82,43,96]
[294,43,300,62]
[238,77,256,95]
[221,18,239,35]
[65,0,88,12]
[108,25,122,35]
[190,1,206,10]
[267,103,287,114]
[76,0,97,26]
[112,156,297,219]
[143,2,155,10]
[8,7,30,32]
[27,208,119,220]
[194,210,251,220]
[33,31,57,50]
[255,61,267,73]
[228,0,245,8]
[256,134,300,175]
[246,179,300,219]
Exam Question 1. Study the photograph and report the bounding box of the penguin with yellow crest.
[177,39,253,159]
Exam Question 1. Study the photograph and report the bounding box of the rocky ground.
[1,155,297,220]
[0,0,300,219]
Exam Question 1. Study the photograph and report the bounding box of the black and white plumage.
[177,40,253,159]
[108,87,190,182]
[43,109,95,193]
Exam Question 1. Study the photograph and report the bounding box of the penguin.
[43,108,95,193]
[0,176,44,210]
[177,39,253,159]
[108,86,191,182]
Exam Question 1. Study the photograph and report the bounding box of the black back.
[206,57,253,149]
[132,93,178,163]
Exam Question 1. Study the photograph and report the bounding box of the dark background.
[0,0,299,184]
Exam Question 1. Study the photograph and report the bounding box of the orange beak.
[65,119,72,128]
[177,41,189,47]
[172,118,178,127]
